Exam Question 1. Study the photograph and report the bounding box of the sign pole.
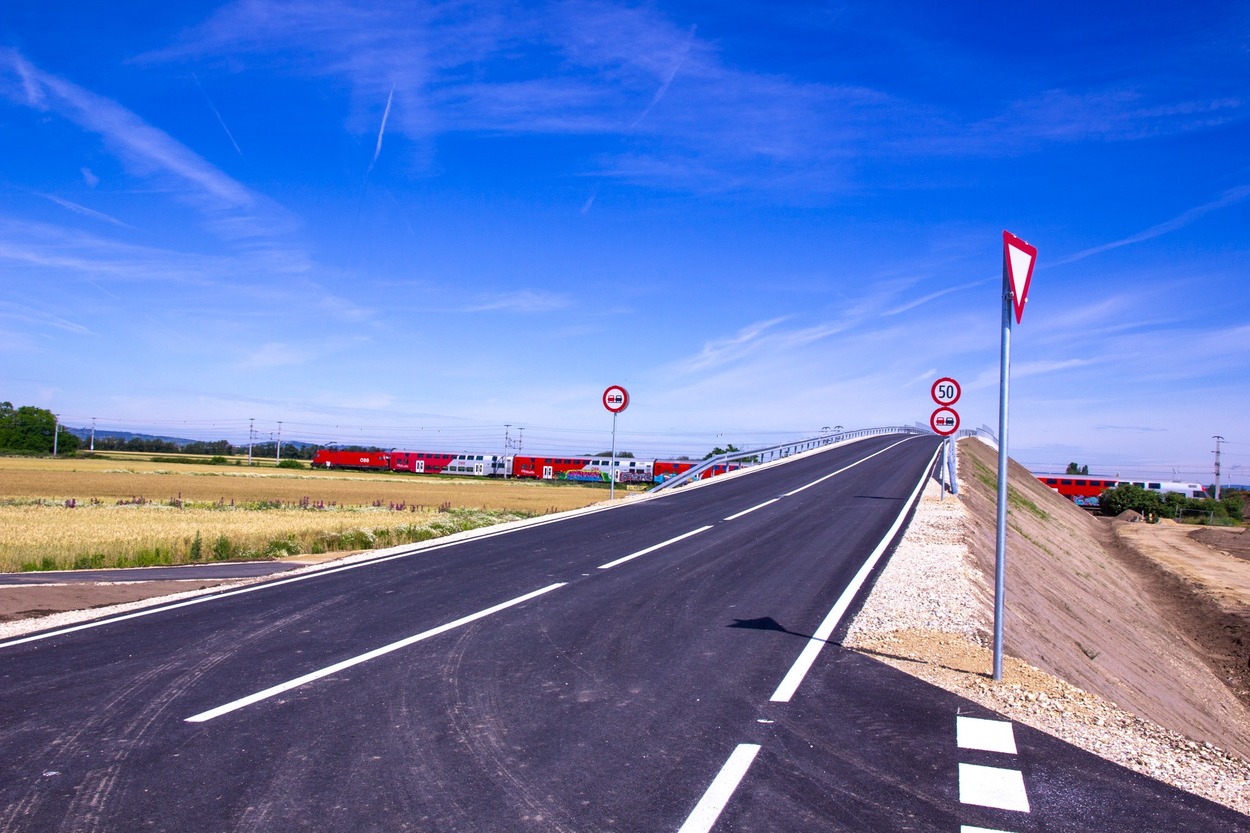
[992,275,1012,682]
[610,411,618,501]
[601,385,629,501]
[994,231,1037,682]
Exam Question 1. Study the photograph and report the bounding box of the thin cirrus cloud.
[667,316,860,377]
[459,289,573,313]
[0,48,301,257]
[146,0,894,191]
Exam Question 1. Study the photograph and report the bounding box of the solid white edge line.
[676,744,762,833]
[782,436,918,497]
[723,498,779,521]
[597,525,714,570]
[769,442,942,703]
[185,582,565,723]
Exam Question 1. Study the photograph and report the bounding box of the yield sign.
[1003,230,1037,324]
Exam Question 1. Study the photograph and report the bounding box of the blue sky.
[2,1,1247,481]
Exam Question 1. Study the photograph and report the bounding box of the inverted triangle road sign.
[1003,230,1037,324]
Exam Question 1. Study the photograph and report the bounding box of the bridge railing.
[648,426,926,493]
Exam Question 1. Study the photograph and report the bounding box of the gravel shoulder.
[844,438,1250,815]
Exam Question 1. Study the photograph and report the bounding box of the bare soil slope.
[957,438,1250,759]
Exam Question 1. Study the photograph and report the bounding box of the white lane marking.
[769,442,942,703]
[782,436,919,497]
[958,763,1031,813]
[957,716,1018,754]
[676,744,761,833]
[723,499,779,521]
[0,508,599,650]
[185,582,565,723]
[597,526,714,570]
[961,826,1017,833]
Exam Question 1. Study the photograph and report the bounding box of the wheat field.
[0,455,619,572]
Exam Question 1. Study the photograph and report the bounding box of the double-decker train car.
[653,459,745,483]
[389,450,455,474]
[1038,475,1209,507]
[313,449,508,476]
[512,455,654,482]
[310,447,748,485]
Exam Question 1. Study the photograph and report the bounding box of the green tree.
[1065,462,1089,475]
[0,402,78,454]
[1100,483,1164,518]
[704,444,742,460]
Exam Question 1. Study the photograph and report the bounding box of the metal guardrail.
[647,426,926,493]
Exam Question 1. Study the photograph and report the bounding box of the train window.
[1148,483,1161,490]
[1061,479,1072,485]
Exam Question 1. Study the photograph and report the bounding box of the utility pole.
[277,421,283,464]
[1213,435,1224,500]
[90,417,96,452]
[248,418,254,465]
[53,413,60,458]
[518,427,524,455]
[502,424,511,479]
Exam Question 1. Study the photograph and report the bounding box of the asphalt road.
[2,434,1246,832]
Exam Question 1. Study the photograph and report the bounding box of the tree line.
[0,401,348,460]
[0,402,80,455]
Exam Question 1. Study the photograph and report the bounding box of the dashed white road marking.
[185,582,566,723]
[676,744,761,833]
[957,716,1018,754]
[597,526,714,570]
[958,763,1031,813]
[723,499,779,521]
[781,437,917,496]
[961,826,1017,833]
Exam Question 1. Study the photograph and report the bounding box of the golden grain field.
[0,455,620,572]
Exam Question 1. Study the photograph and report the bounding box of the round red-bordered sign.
[930,407,960,436]
[602,385,629,414]
[931,377,961,406]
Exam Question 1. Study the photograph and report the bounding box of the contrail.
[633,24,697,128]
[192,73,243,157]
[367,85,395,176]
[1054,184,1250,266]
[42,194,135,229]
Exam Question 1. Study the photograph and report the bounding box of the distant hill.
[65,427,200,446]
[64,427,317,449]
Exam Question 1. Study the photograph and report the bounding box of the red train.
[310,449,744,484]
[1037,475,1209,508]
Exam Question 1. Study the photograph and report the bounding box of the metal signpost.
[930,378,961,499]
[994,230,1038,681]
[602,385,629,500]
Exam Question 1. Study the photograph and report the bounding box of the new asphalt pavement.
[2,434,1246,831]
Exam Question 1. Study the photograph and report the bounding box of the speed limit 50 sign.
[931,377,961,406]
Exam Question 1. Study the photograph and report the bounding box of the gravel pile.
[844,478,1250,816]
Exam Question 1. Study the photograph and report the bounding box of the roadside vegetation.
[0,456,612,573]
[1099,483,1246,526]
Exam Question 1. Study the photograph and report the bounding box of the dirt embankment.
[846,437,1250,813]
[957,438,1250,757]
